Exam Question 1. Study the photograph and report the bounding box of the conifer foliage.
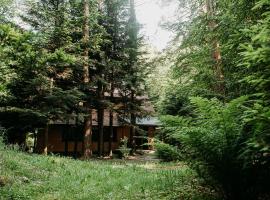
[152,0,270,199]
[0,0,147,156]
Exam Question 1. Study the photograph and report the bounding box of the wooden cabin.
[36,109,160,156]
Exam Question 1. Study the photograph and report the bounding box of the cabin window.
[62,125,84,142]
[92,127,118,142]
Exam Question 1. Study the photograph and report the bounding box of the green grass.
[0,142,217,200]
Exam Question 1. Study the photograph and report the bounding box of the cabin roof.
[136,117,161,126]
[91,110,160,126]
[123,117,160,126]
[53,110,160,127]
[52,94,159,127]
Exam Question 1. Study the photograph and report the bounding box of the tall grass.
[0,138,217,200]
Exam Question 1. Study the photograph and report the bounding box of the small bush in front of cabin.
[0,128,6,150]
[118,136,131,159]
[155,142,181,162]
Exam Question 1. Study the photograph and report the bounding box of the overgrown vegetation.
[0,0,269,199]
[155,142,181,162]
[160,97,270,199]
[0,138,218,200]
[0,0,148,156]
[149,0,270,199]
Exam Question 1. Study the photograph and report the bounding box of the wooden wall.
[36,125,156,155]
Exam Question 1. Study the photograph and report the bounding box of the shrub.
[118,136,131,159]
[177,96,270,200]
[158,115,191,146]
[0,127,6,150]
[155,142,181,162]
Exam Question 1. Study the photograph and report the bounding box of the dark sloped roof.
[136,117,161,126]
[52,94,159,127]
[123,117,160,126]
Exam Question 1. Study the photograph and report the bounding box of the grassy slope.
[0,145,216,200]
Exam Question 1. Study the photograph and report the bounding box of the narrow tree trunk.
[33,130,37,153]
[130,90,136,155]
[64,133,68,156]
[97,80,104,157]
[206,0,225,96]
[44,77,53,155]
[44,123,49,155]
[83,0,90,84]
[83,0,92,158]
[74,138,78,158]
[109,83,114,157]
[73,118,78,158]
[108,0,117,157]
[97,108,104,157]
[44,78,54,155]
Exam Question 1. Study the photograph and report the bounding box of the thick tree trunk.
[83,0,92,158]
[83,113,92,157]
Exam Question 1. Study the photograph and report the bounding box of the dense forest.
[149,0,270,199]
[0,0,148,157]
[0,0,269,200]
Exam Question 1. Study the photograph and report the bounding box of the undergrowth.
[0,138,218,200]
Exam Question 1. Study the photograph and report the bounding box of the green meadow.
[0,143,216,200]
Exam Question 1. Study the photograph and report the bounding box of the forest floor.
[0,144,218,200]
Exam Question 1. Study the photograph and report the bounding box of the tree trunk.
[97,81,104,157]
[83,0,90,84]
[83,113,92,158]
[97,108,104,157]
[206,0,225,97]
[109,83,114,157]
[44,123,49,155]
[73,118,79,158]
[64,134,68,156]
[83,0,92,158]
[130,90,136,155]
[44,76,54,155]
[33,130,37,153]
[74,137,78,158]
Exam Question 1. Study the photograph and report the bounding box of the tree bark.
[43,123,49,155]
[33,130,37,153]
[44,77,54,155]
[83,0,92,158]
[74,137,78,158]
[97,80,104,157]
[109,83,114,157]
[83,114,92,158]
[73,118,79,158]
[130,90,136,154]
[206,0,225,96]
[64,133,68,156]
[83,0,90,84]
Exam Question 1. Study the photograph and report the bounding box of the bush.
[155,142,181,162]
[118,136,131,159]
[178,96,270,200]
[158,115,191,146]
[0,127,6,150]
